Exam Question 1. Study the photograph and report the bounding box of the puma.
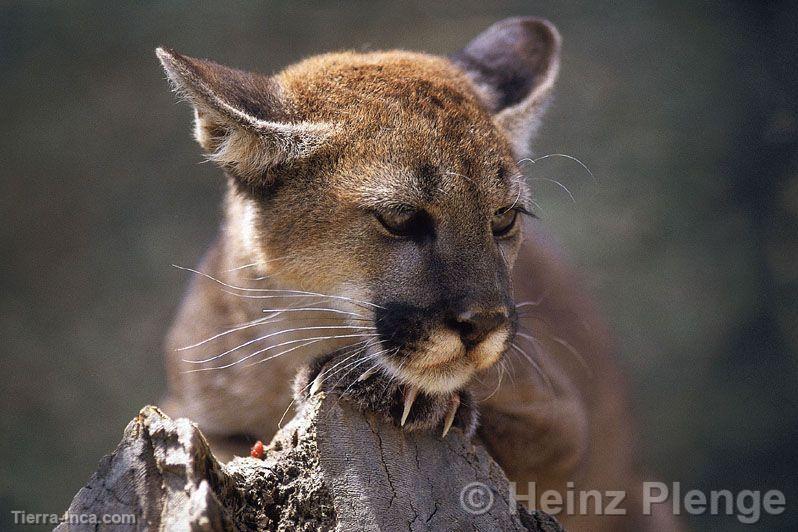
[158,17,677,530]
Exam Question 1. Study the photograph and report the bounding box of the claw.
[400,386,419,426]
[309,371,324,395]
[357,366,378,382]
[441,394,460,438]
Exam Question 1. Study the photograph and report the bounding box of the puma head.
[158,17,561,394]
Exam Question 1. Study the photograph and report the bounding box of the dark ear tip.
[501,16,561,47]
[155,47,183,67]
[156,47,200,74]
[155,46,172,60]
[156,47,200,83]
[156,47,175,70]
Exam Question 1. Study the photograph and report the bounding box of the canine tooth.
[441,395,460,438]
[357,366,378,382]
[400,386,419,426]
[309,372,324,395]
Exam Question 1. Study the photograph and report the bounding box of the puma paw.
[294,350,478,438]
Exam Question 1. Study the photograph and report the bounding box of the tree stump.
[58,394,562,531]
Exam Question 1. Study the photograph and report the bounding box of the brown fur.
[158,17,678,530]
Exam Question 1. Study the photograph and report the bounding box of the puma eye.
[491,208,519,237]
[374,209,419,237]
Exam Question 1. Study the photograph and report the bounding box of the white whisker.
[177,315,272,351]
[307,341,380,393]
[528,177,576,203]
[278,339,382,427]
[444,170,476,186]
[480,359,505,402]
[222,262,260,272]
[330,349,389,394]
[183,333,379,372]
[331,348,398,409]
[511,342,553,392]
[183,337,327,374]
[515,291,549,309]
[497,244,509,268]
[172,264,384,310]
[245,337,373,370]
[177,308,371,351]
[518,153,596,183]
[508,186,523,211]
[261,307,366,318]
[550,336,593,377]
[183,325,377,364]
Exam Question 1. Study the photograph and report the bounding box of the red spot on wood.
[250,440,264,459]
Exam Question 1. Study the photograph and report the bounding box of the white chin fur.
[407,331,471,392]
[375,329,506,394]
[380,357,473,394]
[473,329,509,369]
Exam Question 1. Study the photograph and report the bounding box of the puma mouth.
[375,330,511,394]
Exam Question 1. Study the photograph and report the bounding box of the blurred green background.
[2,1,796,530]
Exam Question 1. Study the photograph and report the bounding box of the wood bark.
[58,395,562,531]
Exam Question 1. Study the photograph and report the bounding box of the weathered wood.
[58,395,562,531]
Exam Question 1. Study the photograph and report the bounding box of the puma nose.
[448,309,508,346]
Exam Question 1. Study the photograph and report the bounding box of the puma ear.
[451,17,561,156]
[156,47,333,183]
